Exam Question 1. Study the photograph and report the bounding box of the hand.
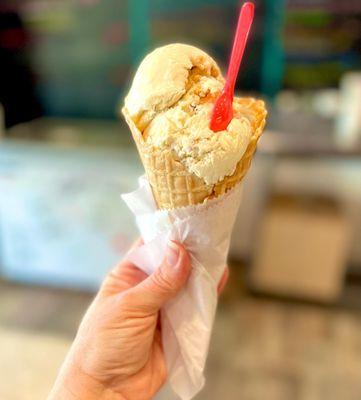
[49,240,229,400]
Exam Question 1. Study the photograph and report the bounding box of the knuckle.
[116,291,144,315]
[152,268,175,293]
[117,290,135,310]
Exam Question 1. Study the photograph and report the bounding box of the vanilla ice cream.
[123,43,253,185]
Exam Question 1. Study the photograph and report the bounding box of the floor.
[1,279,361,400]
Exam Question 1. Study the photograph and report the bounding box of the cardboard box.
[250,195,351,302]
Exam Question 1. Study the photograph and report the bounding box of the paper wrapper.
[122,175,243,400]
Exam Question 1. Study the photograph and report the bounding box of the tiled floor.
[1,280,361,400]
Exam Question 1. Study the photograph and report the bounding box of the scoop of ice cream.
[123,43,252,185]
[144,100,252,185]
[124,43,222,130]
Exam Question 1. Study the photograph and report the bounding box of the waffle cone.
[123,97,267,209]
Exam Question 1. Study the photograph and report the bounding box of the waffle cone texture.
[123,97,267,210]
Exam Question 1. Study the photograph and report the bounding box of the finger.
[110,237,144,278]
[125,241,191,314]
[217,267,229,295]
[100,238,146,295]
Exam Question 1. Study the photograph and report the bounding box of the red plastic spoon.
[210,2,254,132]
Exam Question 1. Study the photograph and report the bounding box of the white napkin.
[121,176,243,400]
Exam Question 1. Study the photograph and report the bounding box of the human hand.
[49,240,229,400]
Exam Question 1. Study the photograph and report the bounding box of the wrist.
[48,356,123,400]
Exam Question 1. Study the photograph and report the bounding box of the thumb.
[127,241,191,314]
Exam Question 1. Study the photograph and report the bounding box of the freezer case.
[0,141,142,290]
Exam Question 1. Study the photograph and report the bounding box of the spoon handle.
[226,2,254,93]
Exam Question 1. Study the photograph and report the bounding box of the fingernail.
[166,241,179,266]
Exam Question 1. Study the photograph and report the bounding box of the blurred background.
[1,0,361,399]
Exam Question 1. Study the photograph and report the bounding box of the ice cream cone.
[122,97,266,210]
